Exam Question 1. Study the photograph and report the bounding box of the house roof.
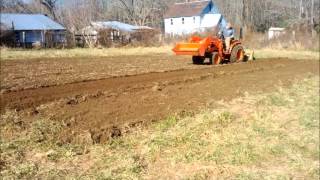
[200,14,222,28]
[164,0,211,18]
[0,13,65,31]
[91,21,153,33]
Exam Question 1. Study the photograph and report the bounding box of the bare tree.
[116,0,168,27]
[2,0,319,34]
[0,0,29,13]
[41,0,58,20]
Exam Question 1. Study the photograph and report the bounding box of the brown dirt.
[1,57,319,143]
[0,55,202,92]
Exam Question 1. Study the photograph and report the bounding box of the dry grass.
[253,48,320,60]
[1,75,319,179]
[0,46,173,60]
[0,46,318,61]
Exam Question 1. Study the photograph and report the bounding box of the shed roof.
[91,21,153,33]
[269,27,285,31]
[0,13,65,31]
[164,0,211,18]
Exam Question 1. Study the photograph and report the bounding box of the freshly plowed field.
[1,55,199,92]
[1,56,318,143]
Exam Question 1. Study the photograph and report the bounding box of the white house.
[164,0,226,36]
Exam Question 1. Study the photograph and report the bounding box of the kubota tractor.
[173,34,248,65]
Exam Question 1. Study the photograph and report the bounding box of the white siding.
[165,16,201,36]
[164,14,223,36]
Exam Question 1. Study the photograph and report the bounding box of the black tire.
[211,52,222,65]
[206,53,213,65]
[192,56,205,65]
[230,45,245,63]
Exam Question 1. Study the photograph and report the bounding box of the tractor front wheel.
[211,52,222,65]
[192,56,205,65]
[230,45,245,63]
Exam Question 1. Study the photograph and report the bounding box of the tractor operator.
[221,23,235,53]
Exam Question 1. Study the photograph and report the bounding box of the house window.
[193,17,196,23]
[171,19,173,25]
[182,18,185,24]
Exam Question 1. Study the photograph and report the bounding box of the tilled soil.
[1,57,318,143]
[1,55,202,92]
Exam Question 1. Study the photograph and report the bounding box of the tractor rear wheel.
[192,56,205,65]
[230,45,245,63]
[211,52,222,65]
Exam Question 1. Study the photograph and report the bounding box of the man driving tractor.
[221,23,235,53]
[173,21,249,65]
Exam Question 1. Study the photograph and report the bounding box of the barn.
[164,0,227,36]
[0,13,66,48]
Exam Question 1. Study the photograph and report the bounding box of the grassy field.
[0,46,173,60]
[0,46,319,60]
[1,75,319,179]
[253,49,320,60]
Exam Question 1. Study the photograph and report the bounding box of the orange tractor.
[173,34,248,65]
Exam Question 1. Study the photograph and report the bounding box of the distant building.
[164,0,226,36]
[76,21,155,47]
[0,13,66,47]
[268,27,285,40]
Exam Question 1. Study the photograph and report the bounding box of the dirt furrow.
[1,58,319,143]
[0,59,308,110]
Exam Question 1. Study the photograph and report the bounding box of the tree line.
[1,0,319,33]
